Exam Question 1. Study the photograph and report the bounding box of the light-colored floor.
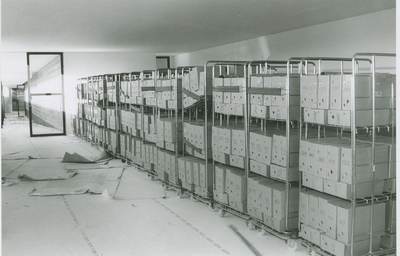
[2,116,310,256]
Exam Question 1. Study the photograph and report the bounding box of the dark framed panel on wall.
[27,52,66,137]
[156,56,170,69]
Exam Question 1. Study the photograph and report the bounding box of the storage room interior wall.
[174,9,396,67]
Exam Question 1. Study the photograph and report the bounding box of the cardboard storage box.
[302,172,324,192]
[272,184,299,220]
[320,234,381,256]
[301,75,318,108]
[249,159,270,177]
[225,167,246,202]
[270,164,299,182]
[303,108,327,125]
[381,232,396,249]
[323,179,384,199]
[300,223,324,247]
[264,215,299,232]
[317,74,330,109]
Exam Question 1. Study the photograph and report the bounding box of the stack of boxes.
[183,121,212,160]
[119,76,130,104]
[212,125,245,169]
[177,156,213,196]
[299,190,386,256]
[213,76,245,116]
[249,75,300,120]
[156,77,182,110]
[182,67,212,107]
[181,67,213,195]
[156,118,183,184]
[299,138,390,199]
[248,130,300,182]
[128,76,141,105]
[300,69,396,255]
[245,72,301,230]
[136,74,157,171]
[156,149,177,183]
[212,70,247,212]
[92,106,104,126]
[302,73,395,127]
[142,143,157,172]
[142,112,157,143]
[214,165,247,212]
[155,73,184,185]
[120,110,138,136]
[105,75,119,154]
[247,176,299,232]
[130,136,143,165]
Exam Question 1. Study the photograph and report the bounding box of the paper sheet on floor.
[62,152,112,164]
[18,170,78,181]
[29,168,124,196]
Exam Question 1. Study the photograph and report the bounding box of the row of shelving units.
[73,75,107,147]
[245,59,304,249]
[72,52,396,255]
[180,66,214,203]
[298,54,396,256]
[209,61,249,217]
[137,70,158,176]
[155,68,183,191]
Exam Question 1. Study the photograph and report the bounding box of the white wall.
[63,52,156,134]
[175,9,396,66]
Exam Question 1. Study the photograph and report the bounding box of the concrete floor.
[2,115,310,256]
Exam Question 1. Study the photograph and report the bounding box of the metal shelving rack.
[118,73,132,162]
[124,71,145,167]
[74,77,86,136]
[206,60,250,218]
[244,59,305,250]
[139,70,158,178]
[104,73,120,156]
[180,65,214,204]
[297,55,396,256]
[155,68,184,193]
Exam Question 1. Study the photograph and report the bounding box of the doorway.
[27,53,66,137]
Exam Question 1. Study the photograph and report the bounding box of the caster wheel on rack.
[150,176,155,181]
[177,191,183,199]
[121,159,126,163]
[218,209,226,217]
[309,250,318,256]
[208,202,218,212]
[245,219,256,231]
[256,227,266,236]
[190,195,198,202]
[286,239,298,251]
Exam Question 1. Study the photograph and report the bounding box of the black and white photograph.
[1,1,397,255]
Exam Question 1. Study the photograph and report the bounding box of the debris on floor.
[2,178,14,187]
[28,168,124,197]
[62,151,112,164]
[228,224,262,256]
[17,170,78,181]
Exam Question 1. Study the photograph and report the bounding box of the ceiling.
[0,0,396,88]
[1,0,395,53]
